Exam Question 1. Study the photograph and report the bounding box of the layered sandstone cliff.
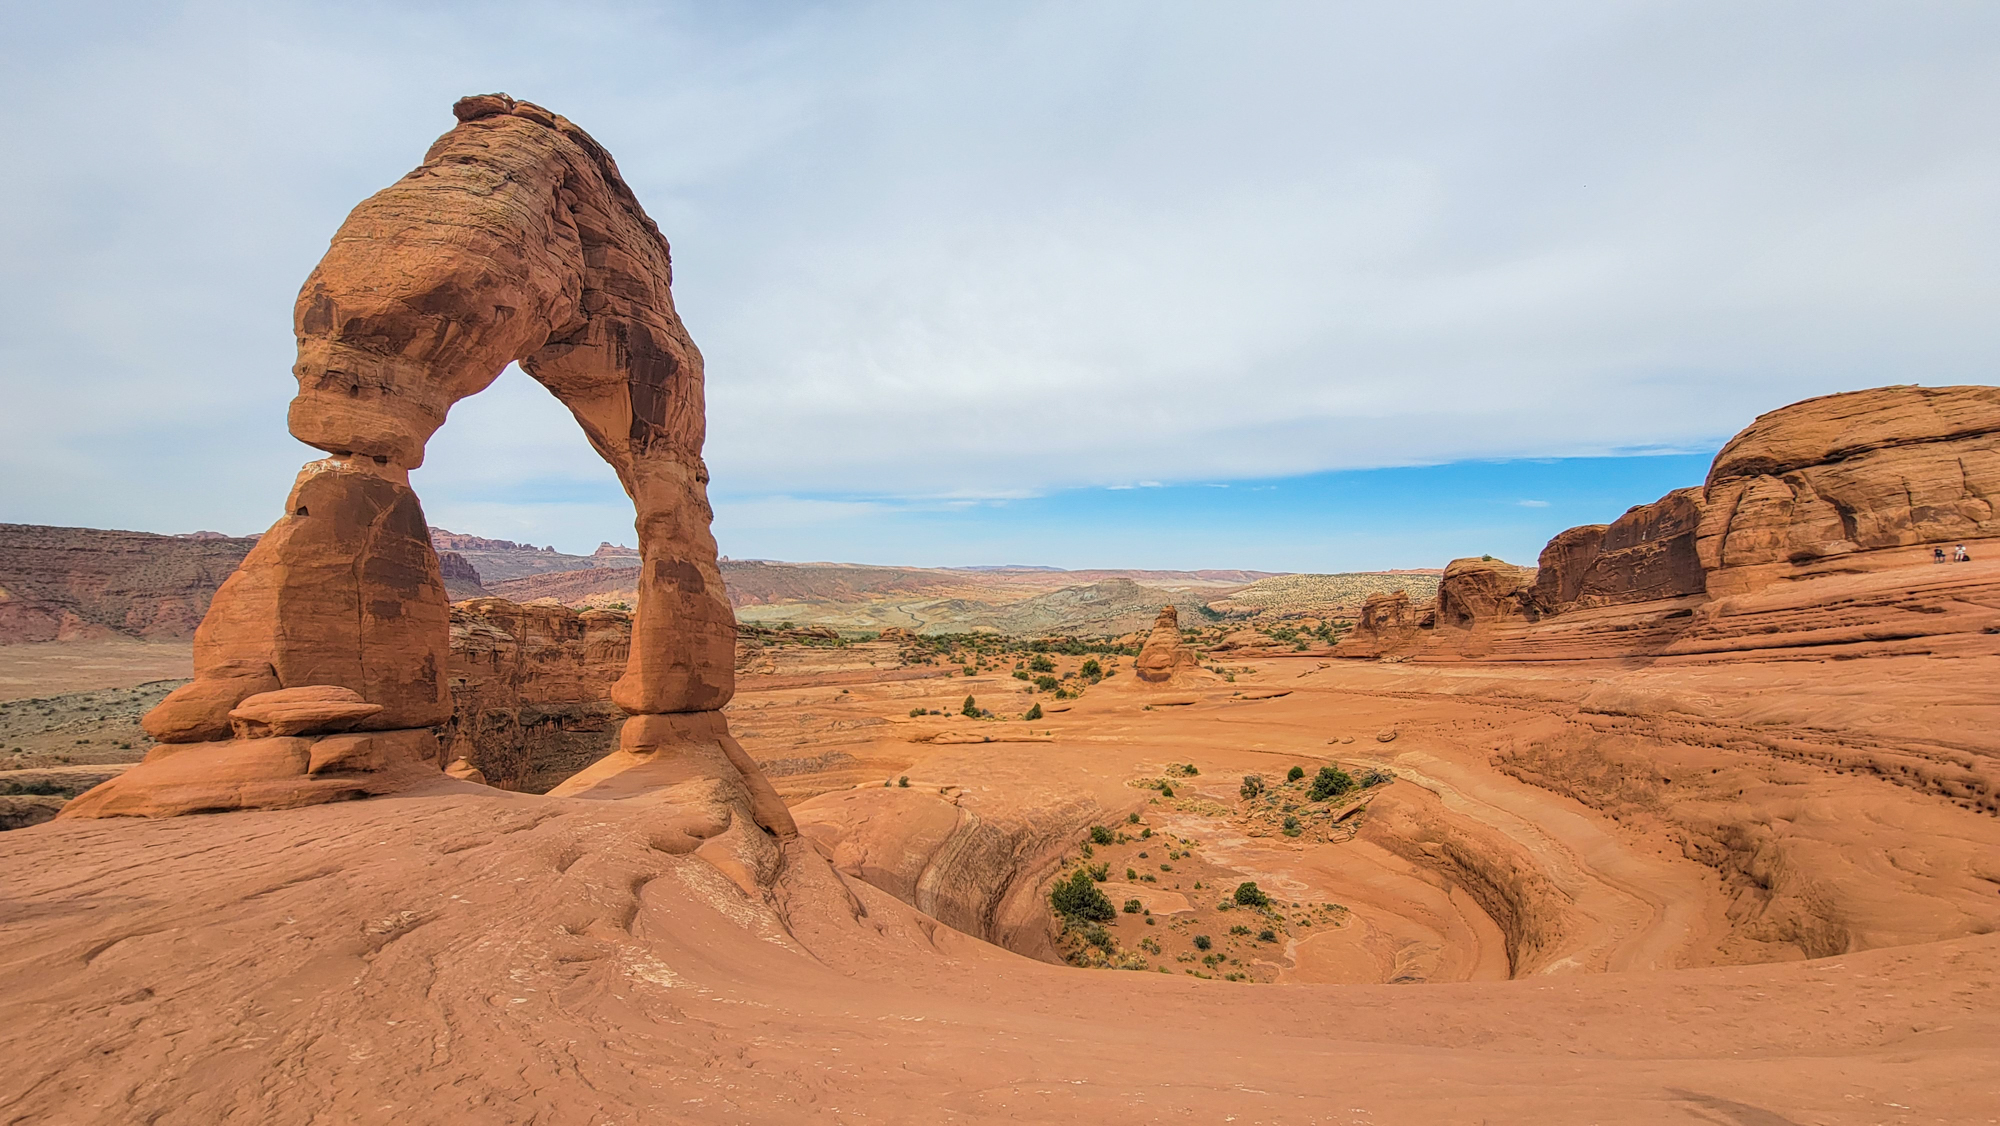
[443,598,631,792]
[0,525,258,644]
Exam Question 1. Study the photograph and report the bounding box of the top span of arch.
[288,92,705,484]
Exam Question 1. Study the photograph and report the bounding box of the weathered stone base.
[59,729,441,819]
[547,711,797,838]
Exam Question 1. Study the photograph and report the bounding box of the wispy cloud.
[1517,499,1551,508]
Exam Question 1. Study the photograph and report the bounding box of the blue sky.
[2,3,1996,571]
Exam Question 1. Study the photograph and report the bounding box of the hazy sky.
[2,2,1995,569]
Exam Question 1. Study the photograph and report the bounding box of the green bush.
[961,695,979,717]
[1088,863,1110,881]
[1050,868,1116,921]
[1282,814,1301,837]
[1239,774,1265,800]
[1034,675,1059,692]
[1140,827,1152,838]
[1089,824,1115,845]
[1013,670,1030,681]
[1257,928,1277,942]
[1286,765,1305,782]
[1029,654,1056,673]
[1126,867,1138,880]
[1309,765,1355,802]
[1233,881,1271,908]
[1193,934,1212,951]
[1229,924,1251,936]
[1080,658,1102,680]
[909,706,926,717]
[898,776,910,788]
[1123,899,1144,914]
[1127,811,1141,824]
[1024,703,1043,720]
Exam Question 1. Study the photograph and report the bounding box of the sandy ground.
[4,640,1998,1122]
[0,638,194,700]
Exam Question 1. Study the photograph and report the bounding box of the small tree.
[961,695,978,717]
[1286,765,1305,782]
[1080,658,1102,680]
[1089,825,1116,845]
[1234,881,1271,908]
[1024,703,1043,720]
[1309,765,1355,802]
[1050,868,1116,921]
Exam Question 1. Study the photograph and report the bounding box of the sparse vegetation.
[1239,774,1265,800]
[1309,765,1355,802]
[1050,869,1116,922]
[1089,824,1116,845]
[1233,881,1271,908]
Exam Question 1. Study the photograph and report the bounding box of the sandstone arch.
[65,95,793,835]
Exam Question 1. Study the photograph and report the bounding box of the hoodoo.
[1134,605,1195,682]
[63,95,793,836]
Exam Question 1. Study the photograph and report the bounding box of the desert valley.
[3,80,1999,1126]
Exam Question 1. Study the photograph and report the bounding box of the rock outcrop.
[1337,590,1421,658]
[1134,605,1196,682]
[436,551,488,600]
[66,94,788,836]
[1359,385,2000,664]
[443,597,632,792]
[1697,385,2000,595]
[0,524,258,644]
[1435,557,1536,629]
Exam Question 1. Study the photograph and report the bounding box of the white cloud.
[1518,500,1552,508]
[1,1,1996,553]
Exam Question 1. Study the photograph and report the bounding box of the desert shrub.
[1050,869,1116,921]
[1024,703,1043,720]
[1013,670,1030,681]
[1359,768,1394,788]
[1088,863,1110,881]
[1282,814,1301,837]
[1140,827,1152,838]
[1140,937,1162,954]
[1309,765,1355,802]
[961,695,978,716]
[1239,774,1265,800]
[1158,782,1175,797]
[1287,765,1305,782]
[1034,675,1059,692]
[1089,824,1115,845]
[1029,654,1056,673]
[1080,658,1102,680]
[1126,867,1139,880]
[1127,811,1140,824]
[1257,929,1277,942]
[1084,924,1115,950]
[1229,924,1251,936]
[1123,898,1144,914]
[1233,881,1271,908]
[1168,763,1200,777]
[909,706,925,717]
[1193,934,1212,951]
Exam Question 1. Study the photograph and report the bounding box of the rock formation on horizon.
[1337,384,2000,662]
[65,94,793,840]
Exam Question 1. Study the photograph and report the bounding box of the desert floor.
[4,641,1997,1124]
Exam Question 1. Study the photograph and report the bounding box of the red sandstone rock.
[72,95,777,821]
[1134,606,1194,682]
[1699,385,2000,592]
[1435,557,1535,629]
[142,659,278,743]
[229,686,384,738]
[444,597,631,791]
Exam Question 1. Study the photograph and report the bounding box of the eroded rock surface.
[68,94,781,824]
[1134,605,1196,682]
